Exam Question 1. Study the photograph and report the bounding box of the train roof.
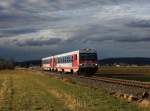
[42,56,53,60]
[42,48,97,60]
[54,49,97,57]
[79,48,97,53]
[54,50,79,58]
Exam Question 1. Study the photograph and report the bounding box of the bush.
[0,58,15,70]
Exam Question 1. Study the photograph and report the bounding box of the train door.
[52,57,57,69]
[49,58,53,71]
[50,59,52,67]
[73,54,78,69]
[54,58,57,68]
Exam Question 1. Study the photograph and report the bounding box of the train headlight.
[94,64,98,66]
[79,64,84,66]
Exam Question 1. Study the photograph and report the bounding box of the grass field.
[98,66,150,75]
[0,69,150,111]
[97,66,150,82]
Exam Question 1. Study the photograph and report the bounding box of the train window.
[68,56,70,62]
[67,56,69,63]
[58,58,61,63]
[71,56,73,62]
[61,57,63,63]
[44,59,48,64]
[63,57,64,63]
[67,57,69,63]
[70,56,71,62]
[80,53,97,60]
[59,58,60,63]
[59,58,61,63]
[64,57,65,63]
[70,56,72,62]
[66,57,67,63]
[69,56,71,62]
[66,56,67,63]
[57,58,59,63]
[65,57,66,63]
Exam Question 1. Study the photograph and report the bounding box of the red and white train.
[42,49,98,75]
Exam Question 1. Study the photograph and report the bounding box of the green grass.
[97,66,150,82]
[97,66,150,74]
[114,76,150,82]
[0,69,150,111]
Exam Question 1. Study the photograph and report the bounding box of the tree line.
[0,58,15,70]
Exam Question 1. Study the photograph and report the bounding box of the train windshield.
[80,53,97,60]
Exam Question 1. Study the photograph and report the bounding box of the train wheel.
[55,68,58,72]
[77,69,80,75]
[60,69,65,79]
[70,69,74,74]
[52,69,54,72]
[62,69,64,73]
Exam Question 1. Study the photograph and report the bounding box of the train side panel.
[41,49,98,75]
[54,51,79,73]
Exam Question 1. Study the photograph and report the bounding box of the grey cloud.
[15,38,63,47]
[86,36,150,43]
[116,37,150,42]
[0,28,37,38]
[70,24,150,43]
[1,0,150,60]
[126,20,150,28]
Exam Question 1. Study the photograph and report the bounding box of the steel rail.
[79,76,150,89]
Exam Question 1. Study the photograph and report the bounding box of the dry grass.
[0,70,69,111]
[0,69,150,111]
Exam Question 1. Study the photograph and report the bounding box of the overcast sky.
[0,0,150,61]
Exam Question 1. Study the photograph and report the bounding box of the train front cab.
[78,52,98,75]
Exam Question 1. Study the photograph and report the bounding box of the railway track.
[46,71,150,90]
[80,76,150,89]
[78,75,150,100]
